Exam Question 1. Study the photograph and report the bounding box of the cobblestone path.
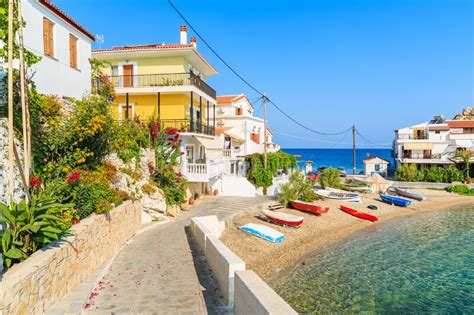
[47,196,268,315]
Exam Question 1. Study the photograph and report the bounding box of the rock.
[141,195,166,213]
[180,203,190,211]
[166,205,181,218]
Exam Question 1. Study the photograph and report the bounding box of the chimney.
[190,36,197,49]
[180,25,187,44]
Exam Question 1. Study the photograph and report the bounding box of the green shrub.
[395,164,424,182]
[445,185,474,196]
[279,171,320,206]
[319,168,341,189]
[111,119,150,163]
[246,151,297,190]
[423,167,446,183]
[141,183,156,194]
[444,166,465,183]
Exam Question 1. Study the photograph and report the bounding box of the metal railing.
[98,72,216,99]
[160,119,215,136]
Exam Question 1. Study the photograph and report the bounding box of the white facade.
[393,116,474,169]
[21,0,93,99]
[363,157,389,177]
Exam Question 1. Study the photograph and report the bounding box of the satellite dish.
[96,34,104,48]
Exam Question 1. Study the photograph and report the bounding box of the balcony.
[161,119,215,136]
[184,160,228,182]
[103,72,216,99]
[223,148,243,159]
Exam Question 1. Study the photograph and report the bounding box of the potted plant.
[213,189,219,196]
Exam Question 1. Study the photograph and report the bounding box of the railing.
[397,134,429,140]
[98,72,216,99]
[184,160,227,182]
[223,148,243,159]
[402,153,442,160]
[160,119,215,136]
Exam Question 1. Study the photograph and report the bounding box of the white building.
[393,114,474,170]
[21,0,94,99]
[363,156,389,177]
[214,94,280,156]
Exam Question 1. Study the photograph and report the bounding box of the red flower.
[148,162,155,174]
[151,121,160,139]
[165,128,178,135]
[177,172,182,178]
[167,165,174,171]
[180,152,185,155]
[67,172,81,184]
[71,219,80,224]
[30,176,42,188]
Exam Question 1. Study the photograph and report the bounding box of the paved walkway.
[47,196,269,315]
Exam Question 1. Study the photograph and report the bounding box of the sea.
[282,148,394,174]
[275,207,474,313]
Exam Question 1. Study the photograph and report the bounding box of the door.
[123,65,134,87]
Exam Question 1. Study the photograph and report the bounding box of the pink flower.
[67,172,81,184]
[43,157,48,163]
[165,128,178,135]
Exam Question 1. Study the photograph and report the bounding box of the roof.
[39,0,94,41]
[92,43,194,53]
[216,94,247,104]
[363,156,390,164]
[428,124,450,131]
[447,120,474,128]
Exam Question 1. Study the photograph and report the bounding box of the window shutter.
[69,34,77,68]
[43,18,49,55]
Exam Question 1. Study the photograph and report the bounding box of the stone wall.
[0,200,142,314]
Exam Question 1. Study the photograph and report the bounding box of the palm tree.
[454,149,472,180]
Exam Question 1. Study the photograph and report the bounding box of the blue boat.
[380,194,412,207]
[240,223,285,243]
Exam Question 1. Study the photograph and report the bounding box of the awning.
[224,130,245,142]
[403,142,433,150]
[194,136,222,150]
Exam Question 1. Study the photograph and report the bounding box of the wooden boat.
[341,184,371,193]
[339,205,378,222]
[261,210,304,227]
[380,194,412,207]
[289,200,329,215]
[394,187,426,201]
[239,223,285,243]
[316,189,361,203]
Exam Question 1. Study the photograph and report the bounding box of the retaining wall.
[0,200,142,314]
[191,215,296,313]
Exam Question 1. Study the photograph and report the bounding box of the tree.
[454,149,472,180]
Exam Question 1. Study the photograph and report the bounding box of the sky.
[55,0,473,148]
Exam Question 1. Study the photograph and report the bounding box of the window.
[111,65,118,76]
[186,145,194,163]
[375,164,380,172]
[43,18,54,57]
[69,34,78,69]
[235,108,243,116]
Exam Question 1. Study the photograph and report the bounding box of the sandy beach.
[220,189,473,284]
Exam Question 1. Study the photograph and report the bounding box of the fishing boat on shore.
[380,194,412,207]
[339,205,378,222]
[393,187,426,201]
[316,189,361,202]
[289,200,330,215]
[341,183,371,193]
[239,223,285,243]
[261,210,304,227]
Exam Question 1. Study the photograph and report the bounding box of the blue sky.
[56,0,473,148]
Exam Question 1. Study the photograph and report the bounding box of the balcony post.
[125,93,129,120]
[199,96,203,133]
[207,100,210,135]
[157,92,161,121]
[190,91,194,132]
[213,104,216,136]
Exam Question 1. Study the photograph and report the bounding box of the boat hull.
[380,194,412,207]
[394,188,426,201]
[339,205,378,222]
[240,223,285,243]
[262,210,304,227]
[290,200,329,215]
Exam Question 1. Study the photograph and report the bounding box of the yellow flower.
[62,166,69,172]
[77,158,86,164]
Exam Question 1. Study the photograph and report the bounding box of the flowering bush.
[111,118,150,163]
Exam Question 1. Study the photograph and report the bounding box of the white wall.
[22,0,92,99]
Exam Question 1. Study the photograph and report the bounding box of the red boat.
[262,210,304,227]
[290,200,330,216]
[339,205,378,222]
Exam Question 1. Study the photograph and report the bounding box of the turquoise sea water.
[282,148,393,174]
[275,208,474,314]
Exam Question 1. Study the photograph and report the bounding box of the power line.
[167,0,352,137]
[355,129,392,147]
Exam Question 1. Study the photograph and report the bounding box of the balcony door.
[123,64,134,87]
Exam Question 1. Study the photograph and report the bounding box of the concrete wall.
[234,270,297,315]
[191,215,296,313]
[23,0,93,99]
[0,201,142,314]
[220,175,256,197]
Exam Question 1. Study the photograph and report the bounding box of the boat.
[316,189,361,203]
[239,223,285,243]
[289,200,329,215]
[394,187,426,201]
[339,205,378,222]
[261,210,304,227]
[337,166,347,177]
[380,194,412,207]
[341,183,371,193]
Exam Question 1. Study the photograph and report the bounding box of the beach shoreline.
[220,189,473,285]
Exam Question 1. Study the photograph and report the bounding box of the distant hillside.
[453,107,474,120]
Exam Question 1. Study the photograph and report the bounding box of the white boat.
[316,189,361,203]
[239,223,285,243]
[261,210,304,227]
[394,187,427,201]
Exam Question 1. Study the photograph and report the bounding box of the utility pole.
[263,94,268,169]
[7,0,14,199]
[352,125,356,175]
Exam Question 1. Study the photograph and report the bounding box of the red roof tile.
[39,0,94,41]
[92,43,194,53]
[363,156,389,163]
[216,94,246,104]
[447,120,474,128]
